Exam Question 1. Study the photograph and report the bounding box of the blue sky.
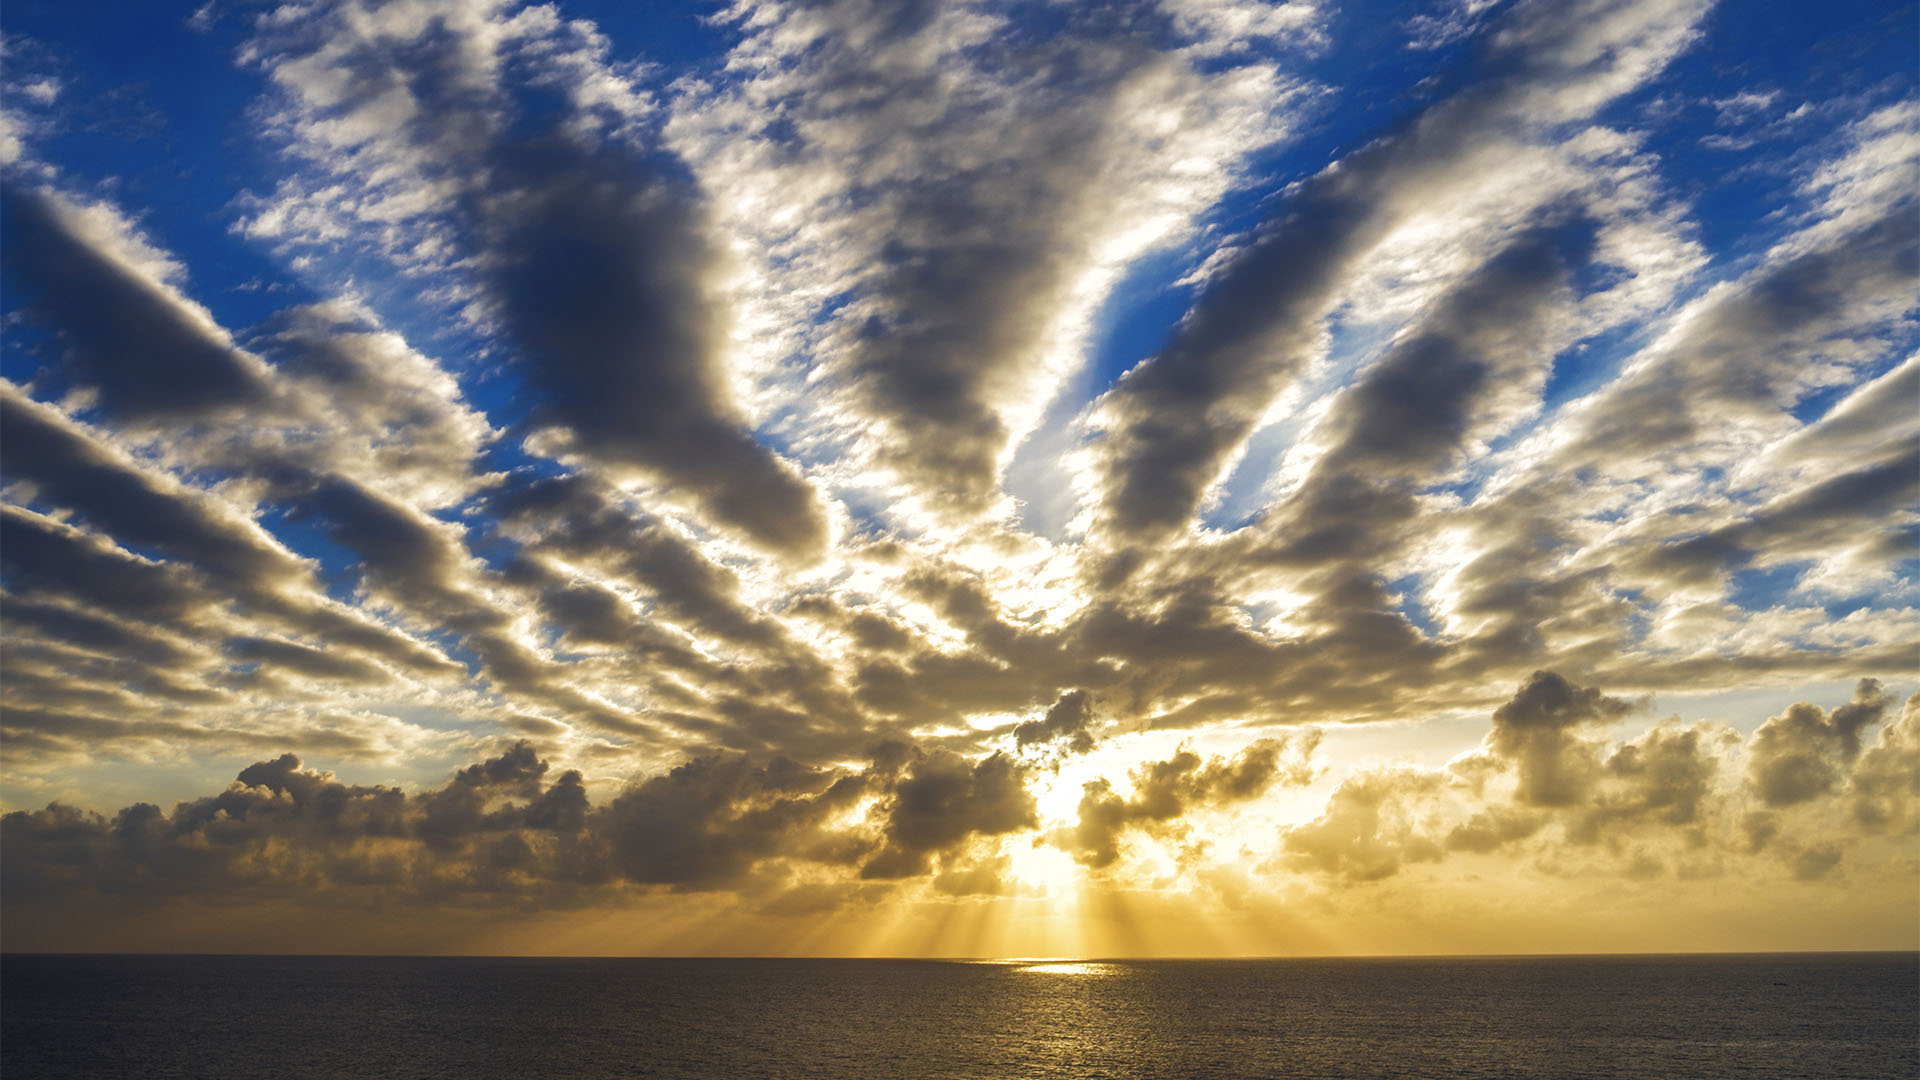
[1,0,1916,954]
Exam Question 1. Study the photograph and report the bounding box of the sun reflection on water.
[1006,960,1122,976]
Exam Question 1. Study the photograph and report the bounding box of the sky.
[0,0,1915,958]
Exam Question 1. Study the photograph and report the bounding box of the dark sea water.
[2,953,1914,1079]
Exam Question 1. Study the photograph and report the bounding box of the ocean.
[3,953,1914,1078]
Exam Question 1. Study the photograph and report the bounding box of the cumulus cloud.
[1485,670,1638,807]
[862,749,1036,878]
[1283,768,1447,882]
[1068,734,1317,867]
[1014,690,1097,752]
[3,743,854,906]
[1,673,1911,938]
[1848,691,1920,832]
[1279,673,1904,886]
[1747,679,1888,808]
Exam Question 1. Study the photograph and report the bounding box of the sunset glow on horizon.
[1,0,1915,960]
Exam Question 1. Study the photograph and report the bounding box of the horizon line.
[4,947,1914,962]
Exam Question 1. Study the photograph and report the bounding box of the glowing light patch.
[1004,839,1081,895]
[1009,961,1121,976]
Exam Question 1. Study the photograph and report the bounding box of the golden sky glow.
[1,0,1916,958]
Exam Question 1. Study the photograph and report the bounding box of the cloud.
[1849,691,1920,832]
[1485,670,1638,807]
[242,0,828,555]
[1546,210,1918,483]
[1756,354,1920,475]
[248,299,498,509]
[3,0,1916,952]
[1239,226,1586,593]
[862,749,1035,878]
[1566,720,1724,844]
[1085,0,1710,545]
[0,186,274,421]
[480,138,829,555]
[1747,678,1888,808]
[1282,768,1447,882]
[2,384,309,601]
[1013,689,1097,752]
[668,0,1307,522]
[1067,734,1317,868]
[1278,673,1911,887]
[1,742,867,907]
[595,750,866,887]
[1281,671,1644,882]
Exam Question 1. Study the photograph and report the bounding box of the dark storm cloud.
[1066,735,1315,868]
[0,186,273,420]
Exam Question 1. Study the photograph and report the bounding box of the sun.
[1004,839,1084,896]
